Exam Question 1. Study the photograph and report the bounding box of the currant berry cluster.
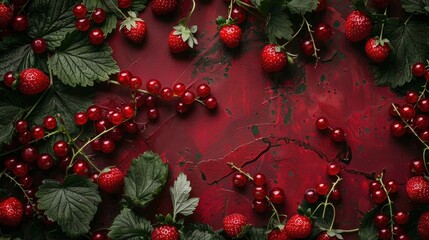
[72,3,107,45]
[229,163,285,214]
[113,70,218,117]
[315,116,346,142]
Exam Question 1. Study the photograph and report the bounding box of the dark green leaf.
[28,81,94,135]
[267,13,293,42]
[402,0,429,14]
[358,207,380,240]
[0,36,35,77]
[130,0,149,11]
[0,104,24,145]
[287,0,318,15]
[123,151,169,208]
[100,14,118,35]
[373,19,429,88]
[48,31,120,87]
[184,230,216,240]
[108,208,152,240]
[36,174,101,238]
[247,227,267,240]
[28,0,75,50]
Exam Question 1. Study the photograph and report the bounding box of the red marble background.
[94,0,417,238]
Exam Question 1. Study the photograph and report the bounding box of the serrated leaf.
[124,151,169,208]
[267,13,293,42]
[108,208,152,240]
[247,227,266,240]
[100,14,118,35]
[28,0,75,50]
[170,172,199,218]
[0,36,36,77]
[252,0,282,16]
[184,230,215,240]
[36,174,101,238]
[28,81,94,136]
[358,207,380,240]
[48,31,120,87]
[287,0,318,15]
[130,0,149,11]
[0,105,24,145]
[402,0,429,14]
[373,19,429,88]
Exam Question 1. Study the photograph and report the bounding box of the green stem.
[392,104,429,149]
[265,196,281,223]
[322,176,342,218]
[16,0,31,15]
[414,82,428,109]
[23,89,49,119]
[327,203,336,230]
[303,15,319,66]
[109,80,151,95]
[334,228,359,233]
[236,0,257,9]
[227,0,234,20]
[108,0,128,19]
[379,7,388,39]
[184,0,196,27]
[404,14,413,25]
[228,162,254,181]
[280,17,305,48]
[423,148,429,176]
[2,171,39,215]
[377,173,394,240]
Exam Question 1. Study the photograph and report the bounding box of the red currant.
[37,153,54,170]
[413,115,429,130]
[133,93,145,107]
[176,102,189,114]
[129,76,142,89]
[399,104,416,120]
[369,181,382,193]
[21,145,38,163]
[393,225,404,235]
[122,121,139,133]
[73,159,89,176]
[3,71,16,87]
[393,211,409,225]
[327,162,341,176]
[53,140,70,157]
[108,111,123,125]
[160,87,174,100]
[89,28,104,45]
[378,228,392,240]
[58,155,72,170]
[316,182,330,195]
[231,5,246,24]
[95,120,111,133]
[330,127,345,142]
[90,138,102,151]
[232,173,247,187]
[304,188,319,204]
[117,70,132,85]
[18,175,33,189]
[145,95,157,108]
[418,98,429,112]
[425,70,429,82]
[11,15,28,31]
[252,199,268,213]
[91,8,106,24]
[18,131,32,144]
[146,79,162,94]
[386,179,398,193]
[315,0,327,12]
[371,189,387,204]
[12,162,29,177]
[390,121,406,137]
[118,0,132,9]
[147,108,159,120]
[31,126,45,140]
[43,116,57,130]
[121,104,135,118]
[25,189,35,199]
[24,203,33,216]
[75,17,90,32]
[389,103,400,116]
[91,172,99,183]
[101,138,115,153]
[253,173,266,186]
[409,158,426,176]
[405,91,419,104]
[205,97,218,109]
[196,83,211,97]
[301,40,315,57]
[315,117,329,130]
[31,38,47,54]
[4,156,18,171]
[412,62,426,77]
[314,23,332,43]
[73,3,87,18]
[330,188,341,201]
[173,82,186,96]
[106,127,123,142]
[420,130,429,142]
[15,119,28,133]
[269,187,285,204]
[373,213,389,228]
[182,91,196,104]
[74,112,88,125]
[86,105,102,121]
[91,231,108,240]
[252,186,267,200]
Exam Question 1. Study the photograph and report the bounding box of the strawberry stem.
[379,7,388,40]
[227,0,234,21]
[376,172,394,240]
[302,15,319,67]
[184,0,196,27]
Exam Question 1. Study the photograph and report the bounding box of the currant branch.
[376,172,394,240]
[302,15,319,67]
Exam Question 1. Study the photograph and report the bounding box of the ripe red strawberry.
[317,232,339,240]
[365,37,391,63]
[406,176,429,203]
[151,0,178,15]
[168,22,198,53]
[223,213,248,238]
[418,211,429,239]
[0,3,13,28]
[120,12,147,43]
[261,44,287,72]
[98,167,124,194]
[0,197,23,227]
[268,228,291,240]
[19,68,50,95]
[345,10,372,42]
[151,225,179,240]
[219,24,242,48]
[284,214,313,238]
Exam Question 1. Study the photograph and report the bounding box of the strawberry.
[0,3,13,28]
[223,213,248,238]
[120,11,147,43]
[168,20,198,53]
[267,228,291,240]
[19,68,50,95]
[418,211,429,239]
[406,176,429,203]
[345,10,372,42]
[364,37,391,63]
[219,24,242,48]
[260,44,287,72]
[151,0,178,15]
[98,167,124,194]
[317,232,338,240]
[0,197,23,227]
[284,214,313,239]
[151,225,179,240]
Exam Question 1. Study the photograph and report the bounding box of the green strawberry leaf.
[36,174,101,238]
[246,227,266,240]
[358,207,380,240]
[108,208,152,240]
[373,19,429,88]
[28,0,75,50]
[401,0,429,14]
[252,0,285,16]
[267,11,293,42]
[287,0,318,15]
[123,151,169,208]
[0,104,24,145]
[184,230,223,240]
[100,14,119,35]
[28,81,94,136]
[170,172,199,219]
[130,0,149,11]
[48,31,120,87]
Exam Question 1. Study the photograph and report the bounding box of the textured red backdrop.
[94,0,416,238]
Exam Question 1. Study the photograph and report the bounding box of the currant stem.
[303,15,319,67]
[376,172,394,240]
[422,148,429,176]
[379,7,388,40]
[327,203,336,230]
[16,0,31,15]
[184,0,196,27]
[414,81,428,109]
[227,162,254,181]
[280,18,305,48]
[227,0,234,21]
[392,104,429,149]
[23,87,49,120]
[107,0,128,19]
[265,196,281,223]
[322,175,342,218]
[236,0,257,10]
